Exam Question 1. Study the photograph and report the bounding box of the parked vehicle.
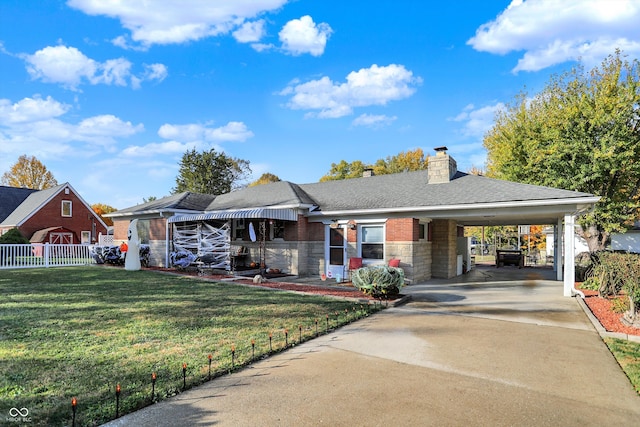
[470,237,489,255]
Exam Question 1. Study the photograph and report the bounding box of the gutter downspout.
[162,212,170,268]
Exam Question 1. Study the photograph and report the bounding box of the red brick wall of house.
[386,218,418,241]
[19,189,107,243]
[306,219,324,241]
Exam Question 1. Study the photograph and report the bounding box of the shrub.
[0,228,29,244]
[611,297,629,314]
[352,266,405,300]
[586,251,640,319]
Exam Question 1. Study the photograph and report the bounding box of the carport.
[428,198,598,297]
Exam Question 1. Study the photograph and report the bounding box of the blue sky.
[2,0,640,209]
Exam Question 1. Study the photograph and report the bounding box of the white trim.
[563,214,576,296]
[306,197,600,219]
[61,200,72,217]
[324,224,347,280]
[169,208,298,223]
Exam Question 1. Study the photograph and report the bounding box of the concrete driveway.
[104,266,640,426]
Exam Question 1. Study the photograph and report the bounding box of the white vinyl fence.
[0,243,96,269]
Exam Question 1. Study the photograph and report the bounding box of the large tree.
[320,148,428,181]
[484,51,640,251]
[173,148,251,195]
[1,155,58,189]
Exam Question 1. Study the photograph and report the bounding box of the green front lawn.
[605,338,640,394]
[0,267,376,426]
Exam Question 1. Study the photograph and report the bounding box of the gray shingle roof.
[0,186,39,223]
[111,192,216,216]
[0,183,67,226]
[113,170,596,219]
[297,170,594,212]
[205,181,316,211]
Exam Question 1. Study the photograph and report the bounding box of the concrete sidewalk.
[103,268,640,426]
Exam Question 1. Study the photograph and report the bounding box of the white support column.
[563,214,576,297]
[556,218,563,281]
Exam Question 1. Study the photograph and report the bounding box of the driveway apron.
[103,267,640,426]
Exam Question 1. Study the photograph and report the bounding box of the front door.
[325,225,346,280]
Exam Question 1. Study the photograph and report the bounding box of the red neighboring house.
[0,183,108,244]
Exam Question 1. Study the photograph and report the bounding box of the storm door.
[325,225,346,280]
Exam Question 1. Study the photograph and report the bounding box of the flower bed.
[578,286,640,336]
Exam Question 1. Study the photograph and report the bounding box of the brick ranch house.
[0,182,108,244]
[107,149,599,296]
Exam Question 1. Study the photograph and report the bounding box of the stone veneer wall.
[148,240,167,267]
[428,152,457,184]
[384,240,432,283]
[305,241,325,277]
[431,219,458,278]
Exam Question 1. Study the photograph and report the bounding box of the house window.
[361,225,384,260]
[233,219,245,240]
[61,200,72,217]
[270,220,285,240]
[419,223,425,240]
[81,231,90,244]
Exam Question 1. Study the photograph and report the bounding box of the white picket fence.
[0,243,96,269]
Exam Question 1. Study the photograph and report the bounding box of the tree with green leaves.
[0,228,29,244]
[173,148,251,195]
[249,173,281,187]
[484,51,640,251]
[1,155,58,190]
[320,148,428,181]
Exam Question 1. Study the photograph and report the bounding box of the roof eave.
[105,208,202,218]
[305,196,601,220]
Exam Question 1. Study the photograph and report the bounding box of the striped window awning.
[168,208,298,223]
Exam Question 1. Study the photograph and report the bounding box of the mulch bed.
[146,267,374,299]
[577,285,640,336]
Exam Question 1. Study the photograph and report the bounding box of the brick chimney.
[428,146,457,184]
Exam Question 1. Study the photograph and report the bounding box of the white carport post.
[563,214,576,296]
[556,218,562,280]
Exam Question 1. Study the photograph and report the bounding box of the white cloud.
[450,103,505,138]
[24,45,98,90]
[123,121,254,159]
[0,95,69,124]
[351,114,397,128]
[22,45,168,90]
[233,20,266,43]
[467,0,640,72]
[158,121,254,142]
[68,0,288,47]
[280,64,421,118]
[0,95,144,161]
[143,63,168,81]
[279,15,332,56]
[251,43,275,52]
[121,140,197,157]
[76,115,144,149]
[205,121,254,141]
